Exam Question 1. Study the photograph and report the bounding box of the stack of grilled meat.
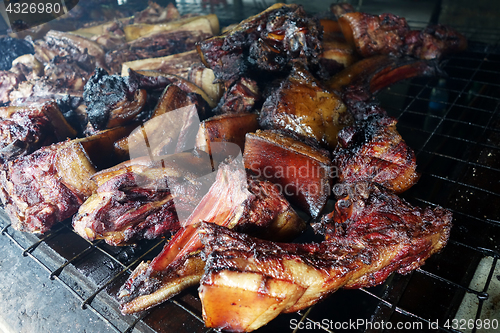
[0,2,465,332]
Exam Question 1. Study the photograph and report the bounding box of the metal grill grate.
[1,22,500,333]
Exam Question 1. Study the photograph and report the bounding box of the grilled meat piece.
[404,24,468,60]
[0,141,97,233]
[334,115,419,193]
[118,159,305,314]
[133,2,180,24]
[105,30,212,74]
[0,71,25,105]
[83,68,149,131]
[0,126,133,233]
[339,12,467,59]
[0,102,76,163]
[198,182,452,332]
[214,77,260,114]
[197,3,322,82]
[34,30,106,68]
[0,37,35,71]
[326,55,439,121]
[244,130,333,218]
[330,3,355,19]
[259,62,352,148]
[73,152,214,245]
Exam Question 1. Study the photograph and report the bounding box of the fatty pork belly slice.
[118,159,305,314]
[72,151,214,246]
[198,182,452,333]
[259,62,353,149]
[0,102,76,162]
[244,130,333,218]
[333,115,419,193]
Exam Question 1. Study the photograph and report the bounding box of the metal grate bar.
[81,238,166,308]
[0,224,122,333]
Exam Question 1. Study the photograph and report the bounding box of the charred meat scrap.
[0,37,35,71]
[333,115,419,194]
[197,3,323,82]
[0,102,76,163]
[73,152,214,246]
[198,182,452,332]
[338,12,467,59]
[118,158,305,314]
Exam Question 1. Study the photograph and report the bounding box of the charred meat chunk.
[83,68,148,131]
[197,4,322,82]
[0,37,35,71]
[333,115,419,194]
[198,182,452,332]
[404,24,468,60]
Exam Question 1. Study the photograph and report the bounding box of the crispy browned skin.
[196,3,322,82]
[0,102,76,163]
[118,159,305,314]
[72,152,214,246]
[339,12,467,59]
[244,130,333,218]
[198,182,452,332]
[195,113,259,154]
[259,62,352,148]
[333,115,419,193]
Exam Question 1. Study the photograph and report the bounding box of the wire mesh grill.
[1,16,500,333]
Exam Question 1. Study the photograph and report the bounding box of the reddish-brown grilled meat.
[0,102,76,163]
[333,115,419,193]
[197,182,452,332]
[339,12,467,59]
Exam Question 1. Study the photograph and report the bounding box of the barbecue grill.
[0,1,499,332]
